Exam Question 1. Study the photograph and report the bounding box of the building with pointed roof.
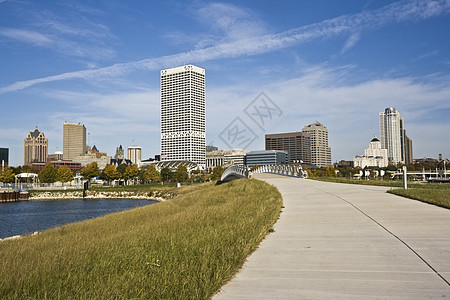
[24,126,48,165]
[115,145,124,159]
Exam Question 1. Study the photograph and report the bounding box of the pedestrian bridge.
[220,164,308,182]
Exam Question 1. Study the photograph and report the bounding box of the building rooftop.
[30,126,41,138]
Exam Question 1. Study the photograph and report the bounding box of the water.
[0,198,157,239]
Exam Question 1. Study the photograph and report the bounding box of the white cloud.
[0,28,51,46]
[341,32,361,53]
[195,2,268,42]
[0,2,116,61]
[3,0,449,94]
[203,66,450,159]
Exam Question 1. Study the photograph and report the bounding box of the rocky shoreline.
[29,190,176,201]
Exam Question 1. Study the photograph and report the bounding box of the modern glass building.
[160,65,206,168]
[245,150,289,167]
[0,148,8,165]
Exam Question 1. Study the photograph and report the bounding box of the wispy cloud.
[0,28,51,46]
[341,32,361,53]
[0,1,116,61]
[1,0,449,94]
[202,65,450,158]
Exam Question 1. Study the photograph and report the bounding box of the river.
[0,198,157,239]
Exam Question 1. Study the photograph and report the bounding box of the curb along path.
[214,173,450,299]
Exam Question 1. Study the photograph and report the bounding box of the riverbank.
[29,189,175,201]
[0,179,282,299]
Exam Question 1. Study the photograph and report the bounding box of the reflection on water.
[0,198,157,239]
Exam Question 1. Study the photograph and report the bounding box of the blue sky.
[1,0,449,166]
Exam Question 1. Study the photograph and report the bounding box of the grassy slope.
[312,177,450,209]
[0,179,282,299]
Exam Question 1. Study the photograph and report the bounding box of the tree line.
[0,162,226,184]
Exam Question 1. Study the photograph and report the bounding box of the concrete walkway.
[214,174,450,299]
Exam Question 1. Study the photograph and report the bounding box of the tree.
[81,162,100,181]
[174,164,189,183]
[148,165,160,182]
[191,168,201,175]
[39,163,57,183]
[323,166,336,177]
[124,165,139,184]
[139,164,160,183]
[0,166,15,183]
[117,163,128,179]
[56,165,74,183]
[211,165,225,181]
[160,167,173,182]
[103,165,120,182]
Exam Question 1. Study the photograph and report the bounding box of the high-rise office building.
[63,122,86,160]
[379,107,413,164]
[405,135,413,165]
[24,126,48,165]
[127,146,142,165]
[265,131,311,164]
[0,148,9,166]
[160,65,206,168]
[302,121,331,168]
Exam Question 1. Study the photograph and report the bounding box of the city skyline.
[1,1,450,166]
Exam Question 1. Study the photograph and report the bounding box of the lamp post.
[403,166,407,190]
[444,159,447,180]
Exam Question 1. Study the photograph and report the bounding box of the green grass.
[311,177,450,209]
[312,176,404,187]
[388,185,450,209]
[0,179,282,299]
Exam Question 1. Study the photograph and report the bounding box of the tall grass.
[0,179,282,299]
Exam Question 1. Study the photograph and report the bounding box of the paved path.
[214,174,450,299]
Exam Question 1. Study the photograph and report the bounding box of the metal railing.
[251,164,308,178]
[220,165,249,182]
[220,163,308,182]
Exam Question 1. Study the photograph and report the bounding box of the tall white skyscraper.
[160,65,206,168]
[379,107,414,164]
[379,107,404,164]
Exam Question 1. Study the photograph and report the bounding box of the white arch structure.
[220,164,308,182]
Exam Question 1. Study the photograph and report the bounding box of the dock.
[0,190,29,202]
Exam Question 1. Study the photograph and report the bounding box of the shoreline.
[29,190,174,201]
[2,192,168,241]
